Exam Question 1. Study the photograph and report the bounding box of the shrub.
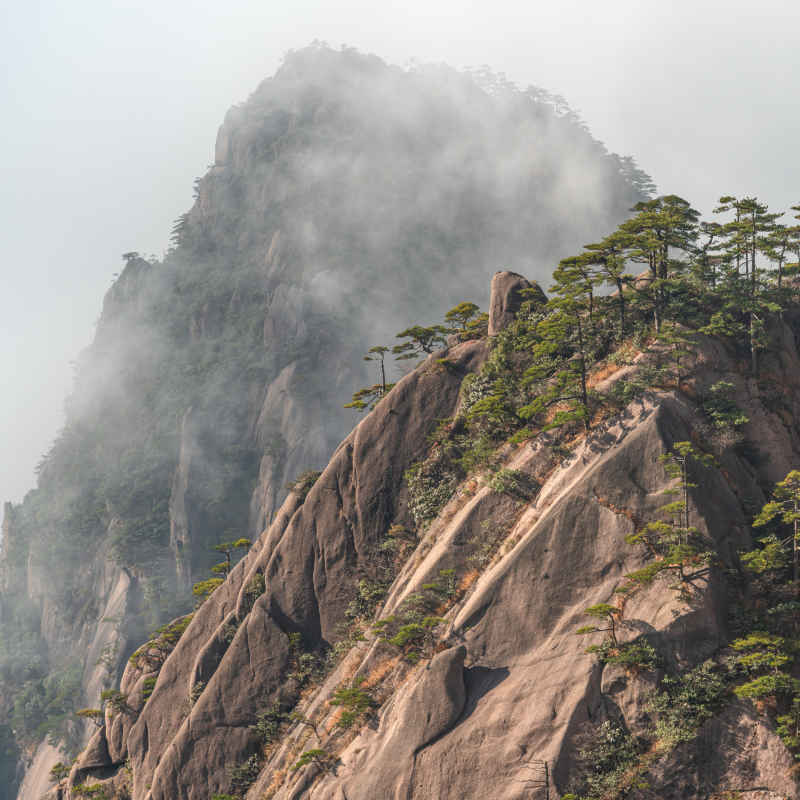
[345,579,388,621]
[100,689,129,715]
[285,633,322,688]
[244,572,266,608]
[592,639,660,671]
[405,459,459,528]
[649,660,727,748]
[291,749,334,773]
[73,785,110,799]
[228,753,261,794]
[251,703,286,746]
[75,708,105,727]
[192,577,224,607]
[387,616,442,655]
[776,697,800,755]
[570,720,642,799]
[285,470,322,500]
[188,681,205,706]
[702,380,749,429]
[48,761,69,783]
[331,679,375,729]
[487,468,537,499]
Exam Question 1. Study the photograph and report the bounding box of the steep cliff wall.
[56,274,800,800]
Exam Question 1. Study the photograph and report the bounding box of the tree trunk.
[794,502,798,591]
[576,317,589,430]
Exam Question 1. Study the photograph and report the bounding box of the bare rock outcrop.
[121,340,488,799]
[488,270,546,335]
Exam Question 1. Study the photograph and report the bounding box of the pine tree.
[621,195,699,331]
[714,196,782,373]
[392,325,448,361]
[519,259,596,431]
[753,470,800,589]
[584,231,633,341]
[344,346,396,411]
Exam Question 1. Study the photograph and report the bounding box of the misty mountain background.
[1,42,654,798]
[4,1,800,514]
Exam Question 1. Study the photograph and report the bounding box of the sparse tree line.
[351,194,800,432]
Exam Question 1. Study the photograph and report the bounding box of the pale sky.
[1,0,799,505]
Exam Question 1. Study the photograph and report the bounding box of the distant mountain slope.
[0,43,651,798]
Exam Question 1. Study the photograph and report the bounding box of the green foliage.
[444,301,483,337]
[387,617,443,651]
[392,324,448,360]
[622,443,715,595]
[741,534,788,574]
[373,571,454,661]
[344,382,397,411]
[345,579,388,621]
[100,689,129,715]
[141,677,157,700]
[591,639,660,671]
[486,468,536,499]
[377,524,417,572]
[577,603,621,646]
[75,708,104,727]
[331,678,375,729]
[251,703,286,746]
[243,572,266,611]
[10,662,82,750]
[734,673,800,700]
[649,660,728,747]
[48,761,69,783]
[702,380,749,429]
[227,754,261,794]
[405,458,459,529]
[345,346,395,411]
[191,577,224,606]
[569,720,642,799]
[286,633,322,688]
[291,748,334,773]
[73,785,110,799]
[776,697,800,756]
[188,681,205,705]
[285,469,322,500]
[128,614,193,671]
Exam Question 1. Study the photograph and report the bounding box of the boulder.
[488,271,546,336]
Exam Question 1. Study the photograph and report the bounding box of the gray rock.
[488,270,546,335]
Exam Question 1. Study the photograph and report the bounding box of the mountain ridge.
[0,44,652,799]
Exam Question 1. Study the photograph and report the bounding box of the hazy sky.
[1,0,799,506]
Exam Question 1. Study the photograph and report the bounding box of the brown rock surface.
[61,304,800,800]
[120,340,487,799]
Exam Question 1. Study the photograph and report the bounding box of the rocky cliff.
[0,44,651,798]
[51,272,800,799]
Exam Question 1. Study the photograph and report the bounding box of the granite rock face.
[56,287,800,800]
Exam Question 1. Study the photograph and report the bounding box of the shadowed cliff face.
[0,44,651,798]
[56,276,800,800]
